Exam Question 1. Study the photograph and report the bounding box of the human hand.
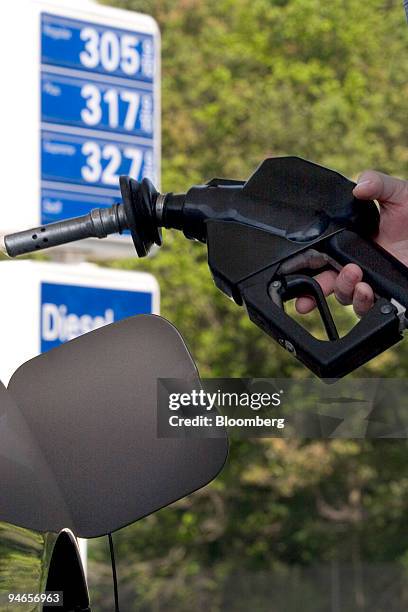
[296,171,408,317]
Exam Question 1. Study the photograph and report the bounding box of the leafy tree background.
[88,1,408,610]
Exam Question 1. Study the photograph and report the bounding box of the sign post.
[0,0,161,577]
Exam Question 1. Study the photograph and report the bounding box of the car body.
[0,522,89,611]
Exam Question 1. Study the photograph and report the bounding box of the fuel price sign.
[40,6,160,237]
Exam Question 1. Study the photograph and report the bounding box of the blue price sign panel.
[41,13,155,81]
[42,132,153,187]
[41,282,153,352]
[40,11,159,228]
[42,73,154,137]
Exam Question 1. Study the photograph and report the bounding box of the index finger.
[295,269,338,314]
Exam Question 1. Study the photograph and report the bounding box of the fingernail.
[354,180,372,192]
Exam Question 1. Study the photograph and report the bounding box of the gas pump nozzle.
[2,156,407,379]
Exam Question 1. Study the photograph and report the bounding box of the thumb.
[353,170,408,205]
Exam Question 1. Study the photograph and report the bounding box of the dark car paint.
[0,522,89,612]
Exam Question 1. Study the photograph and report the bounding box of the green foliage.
[89,1,408,609]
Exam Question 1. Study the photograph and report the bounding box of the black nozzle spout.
[0,177,188,258]
[1,177,169,258]
[2,204,128,257]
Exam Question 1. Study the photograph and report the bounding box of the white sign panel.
[0,260,159,384]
